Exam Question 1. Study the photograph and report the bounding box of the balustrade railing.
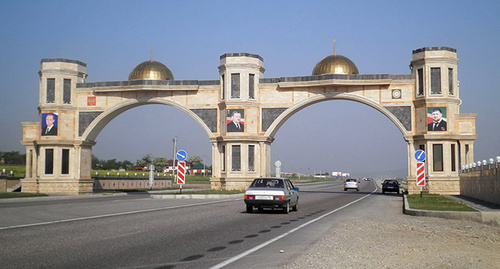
[461,156,500,173]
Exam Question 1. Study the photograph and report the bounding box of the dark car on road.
[382,179,400,194]
[244,177,299,214]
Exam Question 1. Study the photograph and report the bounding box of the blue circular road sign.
[414,150,426,162]
[176,150,187,161]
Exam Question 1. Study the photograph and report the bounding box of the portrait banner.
[427,107,447,131]
[227,109,245,132]
[41,113,59,136]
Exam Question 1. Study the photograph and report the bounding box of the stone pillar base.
[407,176,460,195]
[210,177,225,190]
[20,178,39,193]
[210,177,254,191]
[22,178,94,195]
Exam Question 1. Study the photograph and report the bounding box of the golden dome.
[128,60,174,81]
[312,54,359,75]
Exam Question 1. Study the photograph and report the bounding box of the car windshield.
[345,179,356,182]
[250,178,284,188]
[384,180,398,184]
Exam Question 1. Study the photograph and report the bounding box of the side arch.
[264,92,410,139]
[81,98,215,141]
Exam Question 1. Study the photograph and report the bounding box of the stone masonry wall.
[93,178,172,190]
[0,177,21,192]
[460,167,500,205]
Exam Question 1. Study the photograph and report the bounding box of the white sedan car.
[344,178,359,191]
[244,177,299,214]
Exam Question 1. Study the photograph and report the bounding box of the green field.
[0,165,25,177]
[2,165,336,185]
[0,166,213,184]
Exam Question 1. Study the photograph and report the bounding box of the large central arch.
[21,48,477,195]
[265,92,408,139]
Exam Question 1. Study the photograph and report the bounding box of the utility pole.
[172,136,177,184]
[202,155,206,177]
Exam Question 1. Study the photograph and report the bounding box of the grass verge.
[407,194,477,211]
[165,189,244,195]
[0,192,48,199]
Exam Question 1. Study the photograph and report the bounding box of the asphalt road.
[0,180,379,268]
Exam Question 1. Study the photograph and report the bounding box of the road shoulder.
[284,193,500,268]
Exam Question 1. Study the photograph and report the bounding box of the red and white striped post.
[416,161,425,197]
[177,161,185,193]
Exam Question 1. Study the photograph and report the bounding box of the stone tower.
[212,53,270,189]
[408,47,476,194]
[21,59,94,194]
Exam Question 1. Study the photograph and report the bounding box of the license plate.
[255,195,273,200]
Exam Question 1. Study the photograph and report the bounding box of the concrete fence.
[460,156,500,205]
[1,177,175,192]
[93,177,173,190]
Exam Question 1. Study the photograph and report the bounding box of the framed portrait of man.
[427,107,447,132]
[41,113,58,136]
[227,109,245,132]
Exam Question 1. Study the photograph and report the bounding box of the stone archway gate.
[21,47,477,195]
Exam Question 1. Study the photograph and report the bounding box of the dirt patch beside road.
[285,195,500,268]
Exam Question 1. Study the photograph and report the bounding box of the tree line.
[92,154,207,171]
[0,151,208,172]
[0,151,26,165]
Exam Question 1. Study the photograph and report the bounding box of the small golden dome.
[312,54,359,75]
[128,60,174,81]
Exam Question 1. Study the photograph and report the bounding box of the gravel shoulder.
[284,194,500,269]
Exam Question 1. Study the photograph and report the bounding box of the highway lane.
[0,180,378,268]
[0,193,237,229]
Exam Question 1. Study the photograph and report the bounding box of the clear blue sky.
[1,0,499,178]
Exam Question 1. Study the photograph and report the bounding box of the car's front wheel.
[283,202,290,214]
[292,200,298,211]
[246,205,253,213]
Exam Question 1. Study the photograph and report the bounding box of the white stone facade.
[21,48,476,194]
